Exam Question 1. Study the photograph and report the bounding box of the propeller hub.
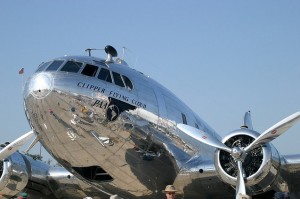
[218,133,263,179]
[231,147,246,162]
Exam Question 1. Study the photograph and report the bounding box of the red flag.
[19,68,24,74]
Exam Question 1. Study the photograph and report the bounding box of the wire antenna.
[122,46,133,60]
[122,47,127,60]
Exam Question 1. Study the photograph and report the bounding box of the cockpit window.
[122,75,133,90]
[182,113,187,124]
[97,68,133,90]
[46,60,64,71]
[81,64,98,77]
[98,68,112,83]
[112,72,125,87]
[36,61,51,72]
[60,61,83,73]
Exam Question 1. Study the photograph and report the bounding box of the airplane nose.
[26,72,54,99]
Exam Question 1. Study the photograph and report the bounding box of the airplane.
[1,45,300,199]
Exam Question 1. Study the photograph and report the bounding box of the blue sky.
[0,1,300,160]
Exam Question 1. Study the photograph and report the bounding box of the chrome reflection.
[28,73,54,99]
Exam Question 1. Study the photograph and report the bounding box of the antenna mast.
[122,47,126,60]
[85,48,101,56]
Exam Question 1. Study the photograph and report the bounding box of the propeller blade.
[236,161,246,199]
[0,130,34,160]
[242,111,253,130]
[245,112,300,152]
[177,124,232,153]
[25,135,39,153]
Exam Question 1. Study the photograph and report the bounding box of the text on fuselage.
[77,82,105,93]
[77,82,146,109]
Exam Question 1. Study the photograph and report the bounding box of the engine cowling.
[0,150,109,199]
[0,152,29,198]
[214,128,281,194]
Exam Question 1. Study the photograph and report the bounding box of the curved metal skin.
[21,46,300,199]
[0,152,29,198]
[23,55,214,199]
[22,52,221,198]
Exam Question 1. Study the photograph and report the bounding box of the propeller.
[177,124,232,153]
[177,111,300,198]
[242,111,253,130]
[25,135,40,153]
[0,130,34,160]
[245,111,300,152]
[236,161,246,199]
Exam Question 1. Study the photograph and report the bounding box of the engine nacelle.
[214,128,281,195]
[0,150,107,199]
[0,152,29,198]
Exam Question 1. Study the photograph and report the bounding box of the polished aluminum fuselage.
[23,56,233,198]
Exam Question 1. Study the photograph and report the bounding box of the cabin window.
[195,117,206,132]
[60,61,83,73]
[182,113,187,124]
[98,68,112,83]
[46,60,64,71]
[112,72,125,87]
[36,61,51,72]
[122,75,133,90]
[81,64,98,77]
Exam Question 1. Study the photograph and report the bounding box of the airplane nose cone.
[27,73,54,99]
